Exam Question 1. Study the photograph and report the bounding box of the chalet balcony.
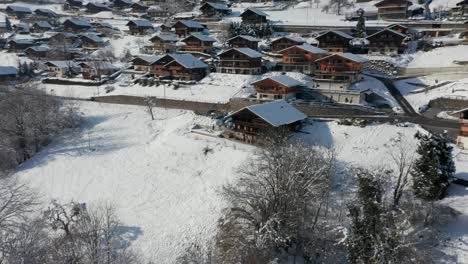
[219,62,261,68]
[315,70,359,76]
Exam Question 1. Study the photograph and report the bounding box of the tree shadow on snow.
[291,120,334,148]
[112,225,144,249]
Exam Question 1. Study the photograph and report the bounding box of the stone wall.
[429,97,468,111]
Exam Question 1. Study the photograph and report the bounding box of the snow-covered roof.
[219,47,263,58]
[79,61,119,70]
[132,2,149,8]
[87,2,109,8]
[175,20,205,29]
[93,21,113,28]
[317,53,368,63]
[6,5,32,13]
[65,18,92,27]
[127,19,153,28]
[183,34,217,42]
[34,21,53,28]
[278,43,328,54]
[133,55,162,64]
[272,35,305,44]
[202,2,230,11]
[234,100,307,127]
[317,30,354,40]
[80,33,105,43]
[162,54,208,69]
[151,34,178,42]
[45,61,77,69]
[241,7,268,17]
[0,66,17,75]
[26,46,49,52]
[252,75,303,88]
[366,28,407,39]
[9,39,34,44]
[35,8,57,16]
[227,35,260,42]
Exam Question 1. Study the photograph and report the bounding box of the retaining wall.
[397,66,468,76]
[429,97,468,111]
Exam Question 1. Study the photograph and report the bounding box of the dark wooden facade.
[271,36,304,53]
[149,35,178,53]
[252,77,299,100]
[150,54,207,81]
[199,2,231,17]
[227,35,259,50]
[181,35,215,53]
[279,44,328,74]
[316,31,353,53]
[218,48,262,75]
[375,0,412,20]
[173,21,205,37]
[240,8,268,25]
[366,29,407,55]
[315,54,365,90]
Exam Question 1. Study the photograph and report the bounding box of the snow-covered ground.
[0,51,32,68]
[396,76,468,112]
[408,46,468,68]
[12,101,468,262]
[351,75,402,111]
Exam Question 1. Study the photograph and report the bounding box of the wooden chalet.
[8,39,36,52]
[34,8,57,18]
[278,43,328,74]
[112,0,133,9]
[181,34,216,54]
[271,36,306,53]
[86,2,111,13]
[150,53,208,81]
[25,46,49,59]
[79,62,119,80]
[80,34,106,50]
[132,55,161,72]
[14,23,30,34]
[387,24,408,35]
[173,20,205,37]
[127,19,154,35]
[0,66,17,83]
[375,0,412,20]
[200,2,231,17]
[66,0,83,8]
[92,22,115,36]
[452,0,468,16]
[227,35,260,50]
[44,61,79,78]
[366,28,407,55]
[314,53,367,91]
[131,2,149,12]
[149,34,178,53]
[451,108,468,149]
[31,21,53,33]
[225,100,306,144]
[6,5,32,19]
[316,30,354,53]
[218,48,263,75]
[251,75,303,100]
[49,33,81,48]
[63,19,93,32]
[240,8,268,25]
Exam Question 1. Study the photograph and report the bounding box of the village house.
[271,36,305,53]
[450,0,468,17]
[49,32,81,49]
[366,28,407,55]
[132,55,161,72]
[63,19,93,32]
[6,5,32,19]
[314,53,367,92]
[150,53,208,81]
[86,2,112,13]
[66,0,83,9]
[79,34,107,50]
[240,8,268,25]
[173,20,206,37]
[14,23,30,34]
[181,34,217,54]
[227,35,260,50]
[252,75,303,100]
[92,22,115,36]
[8,39,36,52]
[225,100,306,144]
[44,61,79,78]
[34,8,57,18]
[112,0,133,9]
[25,46,50,59]
[0,66,17,83]
[127,19,154,35]
[451,108,468,149]
[278,43,328,74]
[199,2,231,17]
[79,62,119,80]
[316,30,354,53]
[131,2,150,12]
[387,24,409,35]
[147,6,169,18]
[218,48,263,75]
[31,21,53,33]
[149,34,178,53]
[375,0,412,20]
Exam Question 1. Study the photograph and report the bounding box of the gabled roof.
[317,30,354,40]
[219,47,263,58]
[93,22,113,28]
[6,5,32,13]
[9,39,35,45]
[387,23,408,30]
[127,19,154,28]
[251,75,303,88]
[316,53,368,63]
[375,0,412,7]
[33,21,53,29]
[174,20,205,29]
[278,43,328,54]
[182,34,217,42]
[366,28,407,40]
[0,66,17,76]
[131,2,149,8]
[232,100,307,127]
[150,34,178,42]
[457,0,468,6]
[201,2,231,11]
[45,60,77,69]
[272,35,305,44]
[154,53,208,69]
[241,8,268,17]
[227,35,260,42]
[35,8,57,16]
[65,18,93,28]
[79,61,119,71]
[80,33,105,43]
[25,46,50,52]
[133,55,162,64]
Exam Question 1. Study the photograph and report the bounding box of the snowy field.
[396,75,468,112]
[407,46,468,68]
[0,51,32,68]
[12,101,468,262]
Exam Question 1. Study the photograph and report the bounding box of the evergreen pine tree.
[412,132,453,201]
[355,8,366,38]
